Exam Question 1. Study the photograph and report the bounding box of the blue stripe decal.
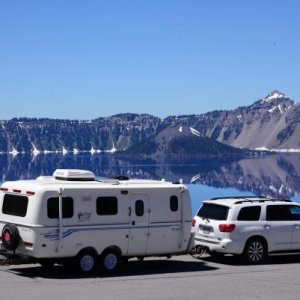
[42,224,183,241]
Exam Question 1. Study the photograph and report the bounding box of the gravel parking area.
[1,254,300,300]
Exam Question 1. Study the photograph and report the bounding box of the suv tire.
[243,238,267,264]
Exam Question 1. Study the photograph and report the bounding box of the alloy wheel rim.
[248,242,264,262]
[80,255,95,272]
[104,253,117,270]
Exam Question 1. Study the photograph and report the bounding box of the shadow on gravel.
[6,257,218,279]
[198,254,300,266]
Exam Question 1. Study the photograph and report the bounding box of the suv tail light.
[192,219,196,227]
[219,224,235,232]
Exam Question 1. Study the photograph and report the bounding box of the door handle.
[128,207,131,216]
[132,221,135,226]
[294,224,300,229]
[264,225,270,230]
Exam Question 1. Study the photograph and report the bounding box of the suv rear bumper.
[194,236,244,254]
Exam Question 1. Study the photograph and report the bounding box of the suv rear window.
[197,203,229,221]
[2,194,29,217]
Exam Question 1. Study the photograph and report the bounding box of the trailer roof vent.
[53,169,96,181]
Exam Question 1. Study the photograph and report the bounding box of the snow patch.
[279,184,285,195]
[31,143,40,156]
[44,150,54,154]
[178,126,183,133]
[269,185,277,193]
[62,147,68,155]
[254,147,300,153]
[9,146,19,156]
[190,174,201,183]
[262,91,285,103]
[190,127,201,137]
[90,147,96,155]
[106,142,117,153]
[268,106,277,113]
[268,104,285,114]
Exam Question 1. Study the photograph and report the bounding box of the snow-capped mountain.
[0,91,300,155]
[166,90,300,151]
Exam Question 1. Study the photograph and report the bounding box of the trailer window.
[2,194,28,217]
[97,197,118,215]
[47,197,74,219]
[170,196,178,212]
[135,200,144,217]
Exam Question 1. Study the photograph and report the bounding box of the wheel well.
[77,247,98,257]
[245,235,268,252]
[101,246,122,257]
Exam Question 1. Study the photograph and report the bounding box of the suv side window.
[290,206,300,220]
[237,206,261,221]
[266,205,292,221]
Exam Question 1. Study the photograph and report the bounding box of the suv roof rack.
[234,198,292,204]
[210,196,268,201]
[209,196,293,204]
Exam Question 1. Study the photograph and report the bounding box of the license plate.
[199,224,213,234]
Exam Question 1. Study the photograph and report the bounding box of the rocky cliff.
[1,91,299,154]
[169,91,300,150]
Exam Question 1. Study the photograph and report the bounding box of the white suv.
[192,196,300,264]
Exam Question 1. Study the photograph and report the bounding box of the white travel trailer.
[0,169,193,273]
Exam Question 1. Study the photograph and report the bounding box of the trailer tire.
[100,249,120,272]
[2,223,20,251]
[76,249,98,274]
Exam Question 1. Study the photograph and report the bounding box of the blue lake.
[1,152,300,214]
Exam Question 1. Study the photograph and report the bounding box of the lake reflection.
[1,153,300,214]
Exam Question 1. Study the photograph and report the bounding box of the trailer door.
[127,194,150,255]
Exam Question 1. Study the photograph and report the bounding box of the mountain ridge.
[1,90,299,155]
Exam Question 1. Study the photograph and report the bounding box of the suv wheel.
[244,238,267,264]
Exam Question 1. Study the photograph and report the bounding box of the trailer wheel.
[2,223,20,251]
[100,249,119,272]
[76,250,98,274]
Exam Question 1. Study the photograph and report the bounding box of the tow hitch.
[190,245,208,257]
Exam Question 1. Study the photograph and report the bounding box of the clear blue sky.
[1,0,300,120]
